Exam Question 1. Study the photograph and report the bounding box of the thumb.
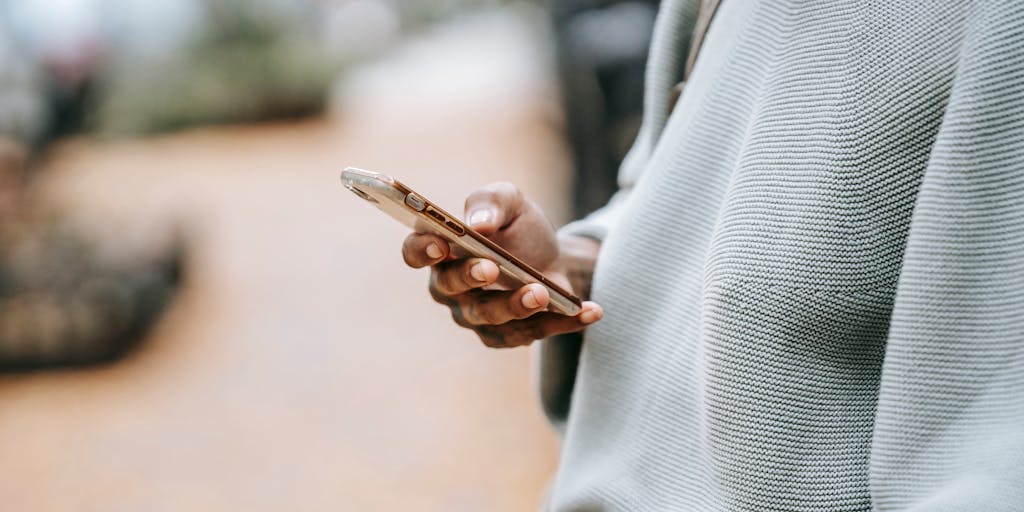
[464,182,524,236]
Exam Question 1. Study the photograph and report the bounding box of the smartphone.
[340,167,582,316]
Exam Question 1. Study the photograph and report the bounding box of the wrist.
[557,235,601,301]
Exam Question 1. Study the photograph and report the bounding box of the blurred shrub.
[89,0,518,135]
[398,0,508,27]
[92,0,338,134]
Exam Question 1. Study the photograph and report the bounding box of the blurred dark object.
[0,13,184,371]
[0,0,105,144]
[544,0,657,410]
[0,137,27,220]
[40,35,102,141]
[0,218,184,371]
[548,0,658,217]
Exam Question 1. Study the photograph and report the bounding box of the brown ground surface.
[0,72,573,511]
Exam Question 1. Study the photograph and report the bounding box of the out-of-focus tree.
[93,0,337,134]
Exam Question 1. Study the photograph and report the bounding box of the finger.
[487,198,559,269]
[431,258,499,296]
[476,301,603,348]
[457,284,550,326]
[464,182,524,235]
[402,233,450,268]
[464,185,558,270]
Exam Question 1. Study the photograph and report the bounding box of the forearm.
[557,235,601,301]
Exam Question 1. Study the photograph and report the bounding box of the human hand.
[401,183,602,348]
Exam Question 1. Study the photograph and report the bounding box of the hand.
[401,183,603,348]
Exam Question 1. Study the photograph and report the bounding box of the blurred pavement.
[0,11,573,512]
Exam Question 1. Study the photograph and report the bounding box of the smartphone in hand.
[340,167,582,316]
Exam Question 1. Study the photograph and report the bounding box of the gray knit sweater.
[539,0,1024,510]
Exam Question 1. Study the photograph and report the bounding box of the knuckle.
[434,267,459,295]
[488,181,519,197]
[466,182,520,209]
[478,334,499,348]
[468,296,505,326]
[510,297,532,320]
[491,182,522,207]
[402,250,419,267]
[428,272,442,295]
[460,263,478,288]
[514,335,537,347]
[480,293,517,325]
[501,333,527,348]
[465,188,496,208]
[449,306,471,328]
[473,303,500,325]
[401,239,421,266]
[436,261,476,295]
[428,272,453,304]
[476,326,507,348]
[462,301,483,325]
[433,273,451,295]
[522,322,548,345]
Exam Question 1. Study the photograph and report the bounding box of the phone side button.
[444,220,465,236]
[426,208,445,222]
[405,193,426,211]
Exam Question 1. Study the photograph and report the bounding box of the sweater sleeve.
[536,0,702,430]
[869,2,1024,509]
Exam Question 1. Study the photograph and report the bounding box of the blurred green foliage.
[90,0,515,135]
[399,0,508,27]
[93,1,338,134]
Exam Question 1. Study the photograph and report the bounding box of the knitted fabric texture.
[541,0,1024,510]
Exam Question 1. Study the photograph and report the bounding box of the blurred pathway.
[0,11,573,511]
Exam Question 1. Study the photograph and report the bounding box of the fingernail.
[522,289,540,309]
[468,209,493,226]
[579,306,603,324]
[470,262,487,282]
[426,243,442,259]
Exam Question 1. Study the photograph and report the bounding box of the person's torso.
[549,0,972,510]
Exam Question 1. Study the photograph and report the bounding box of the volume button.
[424,207,465,236]
[444,220,465,236]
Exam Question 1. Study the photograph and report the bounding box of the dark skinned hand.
[401,183,603,348]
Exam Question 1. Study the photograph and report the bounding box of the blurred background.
[0,0,655,509]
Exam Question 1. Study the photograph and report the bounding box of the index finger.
[402,233,450,268]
